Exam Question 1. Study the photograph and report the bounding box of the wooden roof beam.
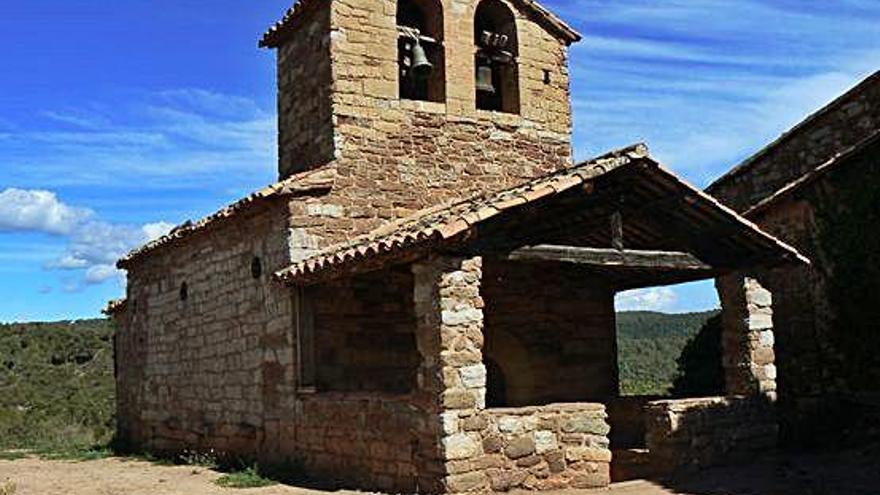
[504,245,714,271]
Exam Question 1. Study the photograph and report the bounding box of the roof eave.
[708,70,880,194]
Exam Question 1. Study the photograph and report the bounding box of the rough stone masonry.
[110,0,802,492]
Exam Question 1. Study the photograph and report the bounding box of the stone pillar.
[413,255,488,493]
[717,274,777,397]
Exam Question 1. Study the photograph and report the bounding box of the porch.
[274,145,806,493]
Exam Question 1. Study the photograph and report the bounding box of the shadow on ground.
[648,444,880,495]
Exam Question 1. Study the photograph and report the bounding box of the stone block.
[459,364,487,389]
[442,389,477,410]
[488,469,527,492]
[562,416,610,436]
[444,433,480,460]
[441,411,460,435]
[441,308,483,326]
[534,430,557,454]
[544,450,566,473]
[504,436,536,460]
[565,447,611,463]
[446,471,489,493]
[498,415,538,434]
[460,415,488,432]
[482,434,504,454]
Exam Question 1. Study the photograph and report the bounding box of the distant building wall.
[709,72,880,443]
[708,71,880,212]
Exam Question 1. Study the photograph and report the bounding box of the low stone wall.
[442,403,612,492]
[293,392,437,493]
[645,396,777,473]
[606,396,662,449]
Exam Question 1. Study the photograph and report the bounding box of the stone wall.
[292,392,431,493]
[645,397,777,473]
[737,142,880,443]
[413,255,615,492]
[709,71,880,212]
[312,266,419,394]
[278,0,577,253]
[115,201,296,456]
[709,72,880,442]
[444,404,612,492]
[482,260,617,406]
[277,6,335,178]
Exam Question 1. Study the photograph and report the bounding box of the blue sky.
[1,0,878,322]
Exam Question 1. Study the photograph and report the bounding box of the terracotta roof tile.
[274,143,809,285]
[118,166,336,269]
[274,144,648,283]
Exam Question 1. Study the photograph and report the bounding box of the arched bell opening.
[397,0,446,103]
[474,0,520,114]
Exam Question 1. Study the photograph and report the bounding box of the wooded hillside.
[617,310,720,396]
[0,319,115,451]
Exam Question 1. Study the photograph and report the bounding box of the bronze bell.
[476,63,495,93]
[410,41,433,79]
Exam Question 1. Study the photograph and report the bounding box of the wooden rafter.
[505,245,713,271]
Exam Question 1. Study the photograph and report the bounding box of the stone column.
[716,274,777,397]
[413,255,488,493]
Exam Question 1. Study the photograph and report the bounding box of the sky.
[0,1,878,322]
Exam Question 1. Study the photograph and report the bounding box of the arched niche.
[397,0,446,103]
[474,0,520,114]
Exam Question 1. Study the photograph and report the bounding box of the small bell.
[410,41,433,80]
[476,64,495,93]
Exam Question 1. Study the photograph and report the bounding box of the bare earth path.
[1,449,878,495]
[0,457,665,495]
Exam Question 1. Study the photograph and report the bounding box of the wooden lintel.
[505,245,713,270]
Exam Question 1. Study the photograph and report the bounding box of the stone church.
[108,0,808,492]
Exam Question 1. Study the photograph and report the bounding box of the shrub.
[215,466,277,489]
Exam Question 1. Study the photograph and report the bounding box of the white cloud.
[84,264,121,285]
[0,188,93,235]
[46,254,90,270]
[0,187,173,288]
[616,287,679,312]
[142,222,175,242]
[41,110,111,130]
[47,217,179,289]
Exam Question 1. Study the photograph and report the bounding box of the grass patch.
[0,451,28,461]
[215,466,277,489]
[35,446,114,462]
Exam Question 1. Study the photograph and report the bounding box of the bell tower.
[262,0,581,207]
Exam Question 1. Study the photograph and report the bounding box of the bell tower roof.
[260,0,581,48]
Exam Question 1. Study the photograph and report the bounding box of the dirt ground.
[1,449,878,495]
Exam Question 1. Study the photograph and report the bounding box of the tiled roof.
[117,166,336,269]
[259,0,582,48]
[274,144,808,284]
